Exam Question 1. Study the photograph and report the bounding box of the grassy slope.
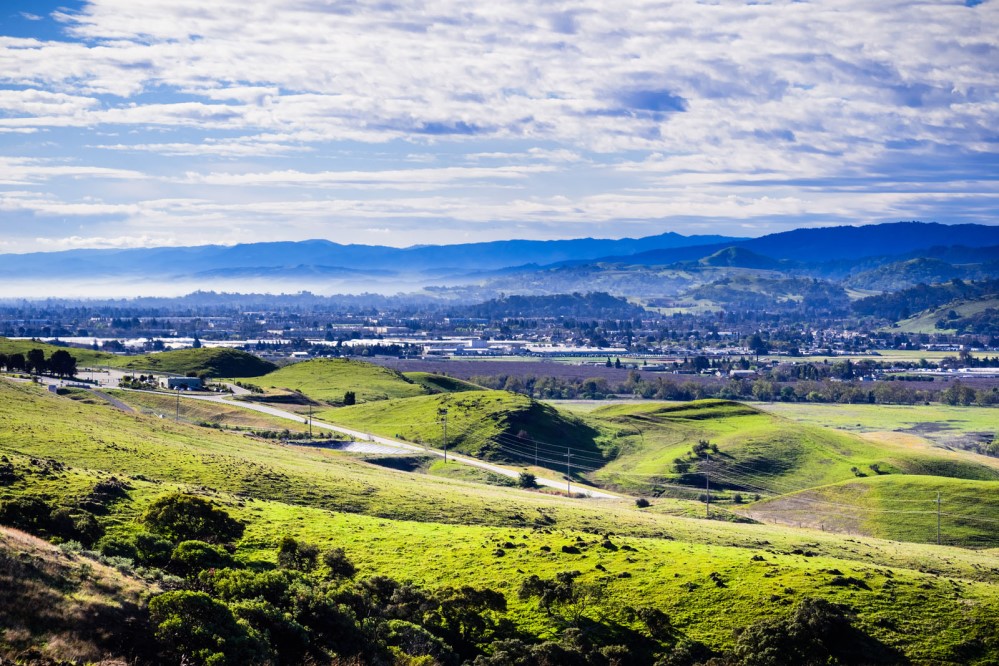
[249,358,428,404]
[583,400,999,497]
[0,336,116,368]
[116,347,277,377]
[0,526,153,663]
[107,389,311,433]
[403,371,484,393]
[746,475,999,548]
[894,296,999,333]
[2,380,999,662]
[318,390,609,465]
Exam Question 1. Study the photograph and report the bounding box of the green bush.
[149,590,267,666]
[322,547,357,579]
[135,531,174,567]
[276,536,320,571]
[170,540,237,577]
[143,493,244,544]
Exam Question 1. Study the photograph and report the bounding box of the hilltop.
[246,357,429,404]
[117,347,278,378]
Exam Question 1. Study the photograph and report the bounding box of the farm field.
[756,401,999,450]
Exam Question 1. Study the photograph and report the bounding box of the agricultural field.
[2,375,999,664]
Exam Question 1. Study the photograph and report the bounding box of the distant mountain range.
[3,222,999,299]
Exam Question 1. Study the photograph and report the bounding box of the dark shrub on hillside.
[149,590,267,666]
[322,546,357,579]
[518,471,538,489]
[50,507,103,546]
[169,540,237,577]
[730,597,904,666]
[143,493,244,544]
[0,496,53,534]
[277,536,320,571]
[635,497,651,508]
[135,531,174,567]
[231,598,310,664]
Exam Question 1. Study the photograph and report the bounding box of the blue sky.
[0,0,997,252]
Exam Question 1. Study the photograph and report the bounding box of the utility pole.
[438,406,449,462]
[704,455,710,518]
[565,449,573,496]
[936,492,941,545]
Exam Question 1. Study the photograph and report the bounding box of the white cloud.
[0,0,995,251]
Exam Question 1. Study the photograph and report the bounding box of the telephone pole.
[704,455,711,518]
[565,449,573,496]
[936,492,941,545]
[438,406,449,462]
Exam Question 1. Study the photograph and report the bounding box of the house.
[159,376,203,390]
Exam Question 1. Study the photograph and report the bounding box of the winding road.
[181,390,622,499]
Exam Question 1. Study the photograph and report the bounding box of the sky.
[0,0,997,253]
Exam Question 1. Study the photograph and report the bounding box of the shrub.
[149,590,267,666]
[170,540,237,576]
[276,536,319,571]
[135,531,175,567]
[143,493,244,544]
[0,496,53,534]
[322,547,357,579]
[635,497,651,508]
[518,472,537,489]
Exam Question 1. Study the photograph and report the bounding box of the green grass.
[2,378,999,663]
[582,400,999,498]
[115,347,277,378]
[318,389,609,466]
[107,390,311,433]
[894,297,999,334]
[403,371,484,393]
[757,401,999,452]
[248,358,428,404]
[746,475,999,548]
[0,336,116,368]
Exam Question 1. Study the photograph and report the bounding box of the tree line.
[0,348,77,378]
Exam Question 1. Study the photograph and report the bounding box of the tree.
[143,493,245,544]
[276,536,319,571]
[518,471,537,489]
[343,390,356,405]
[48,349,77,378]
[26,348,46,374]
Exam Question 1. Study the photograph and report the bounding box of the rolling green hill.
[745,475,999,548]
[583,400,999,497]
[403,371,485,393]
[116,347,278,378]
[319,389,609,465]
[248,357,427,404]
[2,379,999,663]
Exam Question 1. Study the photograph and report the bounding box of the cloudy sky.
[1,0,997,253]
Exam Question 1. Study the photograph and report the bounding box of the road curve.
[177,391,622,499]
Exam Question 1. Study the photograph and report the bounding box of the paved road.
[178,391,622,499]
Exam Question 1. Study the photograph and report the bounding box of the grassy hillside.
[249,358,428,404]
[745,475,999,548]
[0,527,153,664]
[893,296,999,334]
[107,389,311,433]
[117,347,277,377]
[0,336,115,368]
[320,390,609,465]
[403,371,484,393]
[2,379,999,663]
[583,400,999,498]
